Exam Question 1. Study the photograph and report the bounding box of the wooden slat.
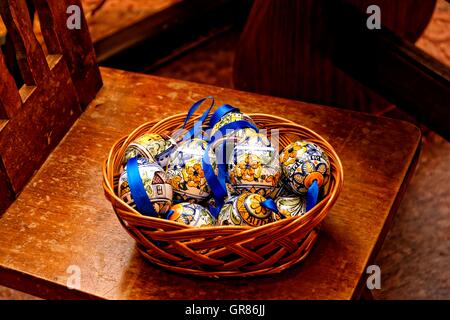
[31,0,61,54]
[0,49,22,119]
[0,55,82,194]
[0,0,49,85]
[34,0,102,108]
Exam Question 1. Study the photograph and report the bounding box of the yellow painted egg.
[167,203,216,227]
[227,131,281,197]
[217,193,275,227]
[166,138,211,202]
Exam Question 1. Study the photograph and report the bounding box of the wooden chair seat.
[0,67,421,300]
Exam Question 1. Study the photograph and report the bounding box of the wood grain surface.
[0,67,421,299]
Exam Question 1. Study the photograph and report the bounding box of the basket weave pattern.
[103,113,343,277]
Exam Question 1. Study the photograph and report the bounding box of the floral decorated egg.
[227,131,281,197]
[123,133,177,168]
[167,138,211,202]
[270,175,293,199]
[273,196,307,221]
[280,141,330,195]
[217,193,275,227]
[167,203,216,227]
[118,158,173,216]
[210,110,257,139]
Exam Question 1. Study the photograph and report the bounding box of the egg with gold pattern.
[167,203,216,227]
[118,158,173,216]
[280,141,330,195]
[210,110,257,139]
[273,195,307,221]
[227,131,281,197]
[166,138,211,202]
[217,193,275,227]
[123,133,176,168]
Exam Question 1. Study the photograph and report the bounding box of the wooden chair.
[0,0,102,212]
[0,0,421,299]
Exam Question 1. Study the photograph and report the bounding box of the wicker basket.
[102,113,343,277]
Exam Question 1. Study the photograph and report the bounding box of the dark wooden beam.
[325,0,450,140]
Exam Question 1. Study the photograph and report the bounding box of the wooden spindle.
[32,0,61,55]
[0,50,22,119]
[0,0,50,86]
[35,0,102,108]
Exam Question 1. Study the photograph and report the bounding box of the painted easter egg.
[210,110,257,139]
[217,193,275,227]
[273,195,307,221]
[270,174,294,199]
[227,131,281,197]
[166,138,211,202]
[118,158,173,216]
[279,141,330,195]
[123,133,177,168]
[167,203,216,227]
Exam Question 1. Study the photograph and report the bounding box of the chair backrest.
[0,0,102,212]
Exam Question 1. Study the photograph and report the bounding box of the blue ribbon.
[202,145,227,218]
[209,104,239,128]
[180,96,215,141]
[165,209,174,220]
[182,96,214,129]
[202,120,260,218]
[215,120,259,191]
[306,180,319,211]
[127,157,158,217]
[261,198,279,213]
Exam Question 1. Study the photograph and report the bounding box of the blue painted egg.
[168,203,216,227]
[280,141,330,195]
[226,131,281,197]
[123,133,176,168]
[118,158,173,216]
[166,138,211,202]
[210,111,257,140]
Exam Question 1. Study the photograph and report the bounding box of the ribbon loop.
[209,104,239,128]
[180,96,215,141]
[165,209,174,220]
[182,96,215,129]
